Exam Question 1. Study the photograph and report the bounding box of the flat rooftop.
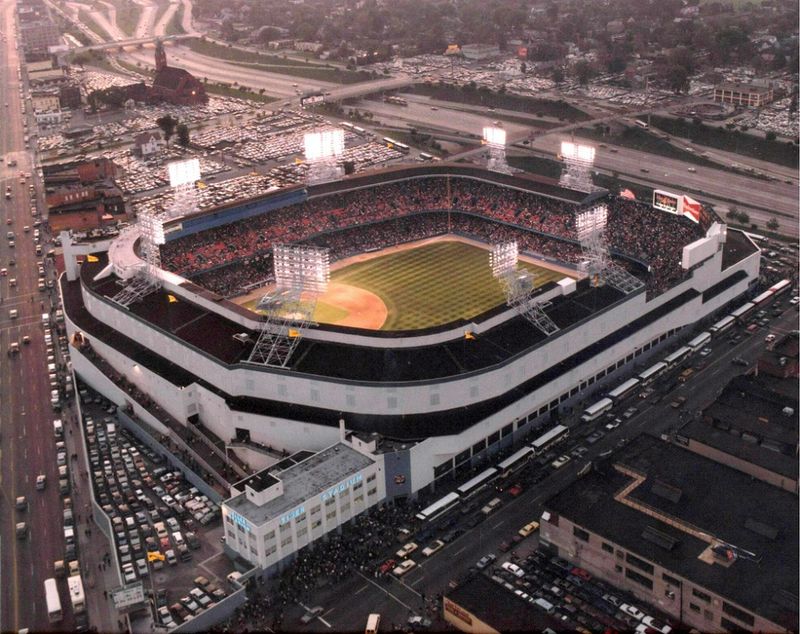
[544,435,798,631]
[446,572,561,632]
[681,374,798,479]
[225,443,374,526]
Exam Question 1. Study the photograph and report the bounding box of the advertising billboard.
[652,189,683,215]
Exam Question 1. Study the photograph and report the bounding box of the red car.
[571,566,592,581]
[379,559,396,575]
[507,484,523,497]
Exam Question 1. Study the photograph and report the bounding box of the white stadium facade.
[59,164,760,571]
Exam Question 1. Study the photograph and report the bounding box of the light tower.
[490,241,559,336]
[110,208,166,307]
[558,140,599,192]
[304,128,345,184]
[247,244,330,368]
[166,158,201,220]
[482,126,512,175]
[576,204,644,294]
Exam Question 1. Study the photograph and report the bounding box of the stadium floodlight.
[482,126,507,148]
[560,141,595,166]
[490,241,518,277]
[167,158,201,187]
[304,129,344,162]
[273,244,330,294]
[138,209,165,245]
[576,204,608,242]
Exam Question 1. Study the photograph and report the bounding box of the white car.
[551,455,571,469]
[620,603,646,621]
[699,347,712,357]
[642,616,672,634]
[392,559,417,576]
[122,562,137,583]
[396,542,418,558]
[501,562,525,578]
[789,296,799,306]
[157,606,175,628]
[421,540,444,557]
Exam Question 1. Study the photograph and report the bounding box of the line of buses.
[415,424,570,523]
[580,279,792,423]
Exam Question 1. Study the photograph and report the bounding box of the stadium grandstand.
[60,163,760,501]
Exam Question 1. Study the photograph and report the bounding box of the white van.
[53,419,63,438]
[534,597,554,614]
[172,531,185,547]
[42,312,50,326]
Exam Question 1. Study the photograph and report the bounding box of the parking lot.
[76,384,236,630]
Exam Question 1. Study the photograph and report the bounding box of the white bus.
[581,398,613,423]
[496,446,534,479]
[44,578,62,623]
[686,331,711,351]
[708,316,735,337]
[635,119,649,129]
[769,279,791,297]
[607,378,641,402]
[365,613,381,634]
[728,303,755,323]
[531,425,570,455]
[638,362,667,385]
[663,346,691,368]
[68,574,85,614]
[457,468,498,499]
[415,492,460,522]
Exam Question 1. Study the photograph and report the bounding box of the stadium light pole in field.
[247,244,330,368]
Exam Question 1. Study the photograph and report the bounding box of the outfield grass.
[332,240,568,331]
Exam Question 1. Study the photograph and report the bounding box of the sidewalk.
[63,405,125,633]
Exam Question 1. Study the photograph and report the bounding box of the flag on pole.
[167,294,179,304]
[86,254,99,262]
[464,331,476,340]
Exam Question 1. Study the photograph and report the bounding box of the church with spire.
[147,39,207,106]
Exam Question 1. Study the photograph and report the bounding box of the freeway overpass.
[72,33,195,52]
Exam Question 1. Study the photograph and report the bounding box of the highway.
[0,0,77,630]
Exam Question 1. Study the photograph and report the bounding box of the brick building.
[540,435,797,633]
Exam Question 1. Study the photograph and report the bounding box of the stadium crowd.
[160,177,705,298]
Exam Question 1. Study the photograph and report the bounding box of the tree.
[767,217,779,231]
[765,130,776,141]
[176,123,190,147]
[552,67,564,84]
[573,60,593,86]
[520,61,526,74]
[156,115,178,145]
[738,210,750,225]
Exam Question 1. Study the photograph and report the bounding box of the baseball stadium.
[60,162,760,499]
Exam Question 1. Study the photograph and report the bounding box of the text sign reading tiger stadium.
[321,474,363,502]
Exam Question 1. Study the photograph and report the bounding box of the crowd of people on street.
[160,177,707,299]
[211,503,426,632]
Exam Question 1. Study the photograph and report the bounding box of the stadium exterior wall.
[65,247,759,493]
[76,246,754,419]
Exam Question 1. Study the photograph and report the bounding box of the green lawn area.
[647,115,798,169]
[102,0,140,37]
[165,2,185,35]
[331,240,568,331]
[79,9,111,40]
[411,83,591,122]
[185,38,373,84]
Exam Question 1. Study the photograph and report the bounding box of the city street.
[262,301,794,632]
[0,0,74,630]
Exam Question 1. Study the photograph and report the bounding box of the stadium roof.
[543,435,798,631]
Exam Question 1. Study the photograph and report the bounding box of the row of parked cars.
[77,384,223,628]
[490,550,673,634]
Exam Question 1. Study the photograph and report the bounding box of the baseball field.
[239,238,573,331]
